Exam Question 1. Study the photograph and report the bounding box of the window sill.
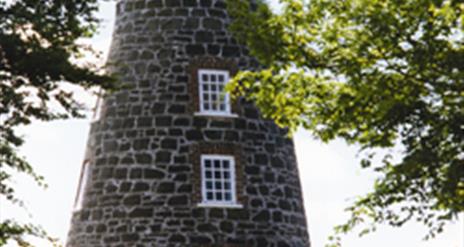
[197,203,243,209]
[194,112,239,118]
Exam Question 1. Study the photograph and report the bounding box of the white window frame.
[74,161,91,211]
[198,154,242,208]
[197,69,237,117]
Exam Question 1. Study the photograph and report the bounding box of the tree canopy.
[0,0,116,245]
[226,0,463,245]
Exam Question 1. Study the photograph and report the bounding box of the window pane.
[201,155,235,205]
[198,70,231,115]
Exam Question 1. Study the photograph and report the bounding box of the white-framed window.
[198,69,231,115]
[74,161,91,211]
[200,155,239,207]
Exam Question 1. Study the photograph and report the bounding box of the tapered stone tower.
[67,0,310,246]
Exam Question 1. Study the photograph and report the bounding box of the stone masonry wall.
[66,0,310,246]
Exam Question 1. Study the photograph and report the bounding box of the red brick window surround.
[189,57,240,116]
[191,143,245,207]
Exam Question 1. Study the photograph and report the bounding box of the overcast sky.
[2,1,463,247]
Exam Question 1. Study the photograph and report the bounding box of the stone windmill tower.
[67,0,310,246]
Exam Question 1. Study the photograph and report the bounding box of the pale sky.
[2,1,463,247]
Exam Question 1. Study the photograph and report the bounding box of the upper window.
[74,161,91,211]
[200,155,238,206]
[198,69,231,115]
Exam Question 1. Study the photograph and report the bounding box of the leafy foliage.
[0,220,61,247]
[0,0,116,245]
[226,0,463,244]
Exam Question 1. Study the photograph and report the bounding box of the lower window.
[201,155,238,206]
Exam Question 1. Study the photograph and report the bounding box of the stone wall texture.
[66,0,310,246]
